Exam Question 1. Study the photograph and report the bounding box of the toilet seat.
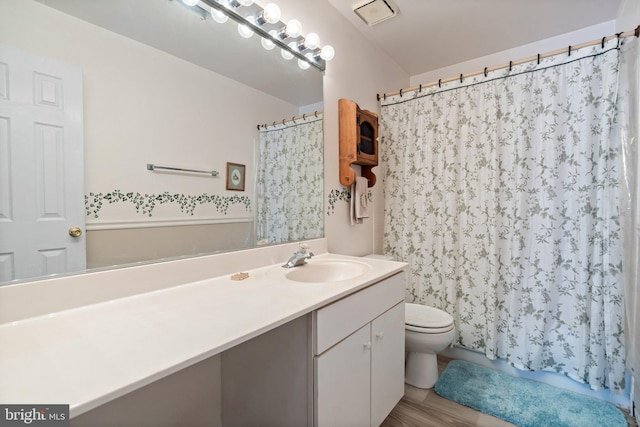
[405,303,454,333]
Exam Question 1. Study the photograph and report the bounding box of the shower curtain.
[256,114,323,245]
[380,38,638,393]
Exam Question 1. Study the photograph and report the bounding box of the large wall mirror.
[0,0,324,286]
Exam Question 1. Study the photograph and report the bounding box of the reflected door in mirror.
[0,45,86,282]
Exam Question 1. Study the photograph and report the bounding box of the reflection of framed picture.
[226,162,246,191]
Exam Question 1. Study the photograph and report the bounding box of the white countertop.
[0,253,406,417]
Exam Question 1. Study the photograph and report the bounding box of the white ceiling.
[327,0,623,75]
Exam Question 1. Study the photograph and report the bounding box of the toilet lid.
[405,303,454,329]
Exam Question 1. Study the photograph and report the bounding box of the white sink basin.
[283,260,371,283]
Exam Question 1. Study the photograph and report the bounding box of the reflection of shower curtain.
[256,114,323,245]
[380,38,638,393]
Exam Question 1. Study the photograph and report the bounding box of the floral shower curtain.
[256,114,323,245]
[380,38,636,393]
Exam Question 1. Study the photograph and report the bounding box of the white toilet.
[363,255,456,389]
[404,302,455,388]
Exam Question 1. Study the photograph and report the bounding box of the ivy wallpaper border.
[327,186,372,215]
[86,190,251,218]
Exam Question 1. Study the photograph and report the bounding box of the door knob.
[68,227,82,238]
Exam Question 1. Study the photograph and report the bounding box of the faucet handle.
[299,242,310,253]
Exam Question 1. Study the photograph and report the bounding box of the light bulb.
[261,30,278,50]
[285,19,302,38]
[298,59,310,70]
[238,16,255,38]
[262,3,281,24]
[298,53,314,70]
[281,41,297,60]
[281,50,293,60]
[211,7,228,23]
[304,33,320,50]
[182,0,199,5]
[320,45,335,61]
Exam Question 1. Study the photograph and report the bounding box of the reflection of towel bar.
[146,163,219,177]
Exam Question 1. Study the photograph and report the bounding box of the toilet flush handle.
[376,332,384,340]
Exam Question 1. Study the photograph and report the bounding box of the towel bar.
[146,163,219,177]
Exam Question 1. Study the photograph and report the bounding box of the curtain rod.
[257,110,323,130]
[377,25,640,101]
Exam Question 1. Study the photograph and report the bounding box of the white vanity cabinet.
[313,272,405,427]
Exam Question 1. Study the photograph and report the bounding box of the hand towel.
[350,176,369,225]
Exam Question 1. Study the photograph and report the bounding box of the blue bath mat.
[434,360,627,427]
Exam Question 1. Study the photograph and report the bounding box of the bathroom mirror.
[0,0,324,285]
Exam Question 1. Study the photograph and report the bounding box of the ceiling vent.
[352,0,398,26]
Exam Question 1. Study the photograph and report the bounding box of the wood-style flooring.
[381,356,638,427]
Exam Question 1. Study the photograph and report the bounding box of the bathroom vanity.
[314,272,405,427]
[0,239,407,427]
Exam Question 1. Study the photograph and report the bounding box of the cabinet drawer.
[314,272,405,355]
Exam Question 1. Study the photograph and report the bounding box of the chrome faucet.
[283,243,314,268]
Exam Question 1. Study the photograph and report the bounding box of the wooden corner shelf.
[338,99,379,188]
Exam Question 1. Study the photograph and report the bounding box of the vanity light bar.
[196,0,330,72]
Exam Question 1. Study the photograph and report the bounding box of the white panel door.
[315,324,371,427]
[371,302,405,427]
[0,45,84,282]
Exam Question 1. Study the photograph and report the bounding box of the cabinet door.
[315,324,371,427]
[371,302,405,427]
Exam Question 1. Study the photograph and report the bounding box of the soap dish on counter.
[231,272,250,281]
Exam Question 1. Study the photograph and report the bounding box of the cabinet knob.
[376,332,384,340]
[364,341,372,350]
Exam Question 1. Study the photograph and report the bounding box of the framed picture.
[226,162,246,191]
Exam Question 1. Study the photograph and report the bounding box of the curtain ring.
[616,32,623,48]
[460,73,463,83]
[438,79,442,88]
[419,84,422,92]
[291,116,296,124]
[377,93,380,101]
[302,113,306,120]
[282,119,286,125]
[484,67,488,77]
[568,45,571,56]
[509,60,513,72]
[272,121,276,126]
[537,53,541,64]
[315,111,318,117]
[602,36,606,48]
[635,25,640,38]
[383,93,387,100]
[399,88,403,97]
